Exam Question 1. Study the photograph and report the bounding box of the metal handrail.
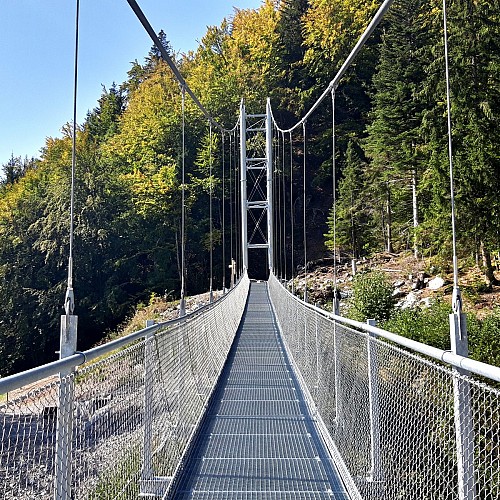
[270,273,500,383]
[0,274,247,396]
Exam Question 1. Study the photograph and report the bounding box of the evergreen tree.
[122,59,148,96]
[272,0,311,112]
[364,0,430,253]
[448,0,500,285]
[145,30,173,72]
[85,83,125,142]
[419,0,500,283]
[1,154,36,186]
[326,139,373,258]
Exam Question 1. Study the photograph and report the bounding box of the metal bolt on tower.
[240,99,273,273]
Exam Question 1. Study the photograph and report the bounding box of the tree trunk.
[412,167,419,259]
[381,208,386,252]
[475,235,480,267]
[386,189,394,253]
[480,241,499,286]
[350,198,357,260]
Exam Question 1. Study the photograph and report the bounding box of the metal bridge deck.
[170,282,348,499]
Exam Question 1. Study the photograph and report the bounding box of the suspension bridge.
[1,0,500,498]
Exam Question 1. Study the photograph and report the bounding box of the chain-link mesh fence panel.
[0,274,249,499]
[1,378,59,499]
[269,273,500,500]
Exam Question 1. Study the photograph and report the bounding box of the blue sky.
[0,0,263,164]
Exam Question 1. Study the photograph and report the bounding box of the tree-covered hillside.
[1,0,499,375]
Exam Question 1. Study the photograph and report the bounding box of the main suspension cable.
[268,0,395,134]
[126,0,238,133]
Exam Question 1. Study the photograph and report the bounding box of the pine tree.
[326,139,373,258]
[2,155,23,185]
[145,30,173,71]
[272,0,311,110]
[85,84,125,142]
[419,0,500,283]
[364,0,430,253]
[448,0,500,285]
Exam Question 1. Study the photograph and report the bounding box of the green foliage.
[383,301,451,351]
[2,0,500,375]
[384,305,500,368]
[468,311,500,367]
[85,84,125,142]
[303,0,379,79]
[363,0,431,254]
[1,155,37,187]
[325,139,374,257]
[348,270,394,322]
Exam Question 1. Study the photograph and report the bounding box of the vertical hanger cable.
[290,131,295,293]
[302,122,308,302]
[64,0,80,316]
[222,133,226,292]
[209,122,213,301]
[179,86,186,316]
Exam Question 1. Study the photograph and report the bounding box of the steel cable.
[302,122,307,302]
[179,86,186,316]
[64,0,80,316]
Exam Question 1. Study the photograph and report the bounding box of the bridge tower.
[239,99,273,277]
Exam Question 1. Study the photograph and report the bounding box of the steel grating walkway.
[169,282,349,499]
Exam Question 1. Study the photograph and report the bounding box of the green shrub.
[383,301,451,350]
[384,305,500,367]
[348,270,394,322]
[468,310,500,367]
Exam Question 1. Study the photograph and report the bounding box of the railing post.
[450,310,476,500]
[333,288,340,316]
[442,0,476,487]
[366,318,383,487]
[54,314,78,500]
[179,291,186,317]
[142,323,155,491]
[230,259,236,289]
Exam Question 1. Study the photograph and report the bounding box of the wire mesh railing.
[269,273,500,500]
[0,273,249,499]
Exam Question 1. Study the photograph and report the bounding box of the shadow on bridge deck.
[169,281,349,499]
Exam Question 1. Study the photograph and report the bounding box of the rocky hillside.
[292,252,500,318]
[108,251,500,345]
